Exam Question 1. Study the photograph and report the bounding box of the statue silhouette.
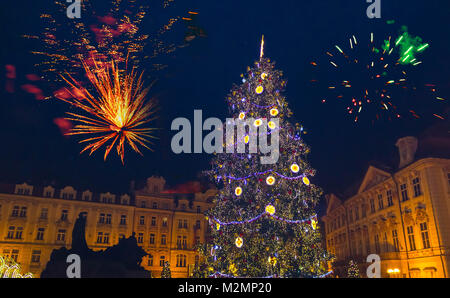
[41,212,150,278]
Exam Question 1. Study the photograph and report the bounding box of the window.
[57,229,66,242]
[11,250,19,262]
[15,227,23,239]
[97,232,103,243]
[387,190,393,207]
[31,250,41,263]
[412,177,422,197]
[61,210,68,221]
[151,217,156,226]
[138,233,144,244]
[374,234,380,253]
[377,194,384,210]
[45,191,52,198]
[182,236,187,249]
[196,206,201,213]
[19,207,27,217]
[36,228,45,240]
[11,206,19,217]
[383,232,389,252]
[348,209,353,223]
[105,214,112,224]
[354,207,359,221]
[183,220,188,229]
[370,199,375,213]
[178,219,183,228]
[139,216,145,225]
[140,201,146,208]
[177,236,182,249]
[181,204,186,211]
[161,234,167,245]
[120,215,127,225]
[7,226,15,239]
[99,213,105,224]
[400,184,409,201]
[392,229,399,252]
[176,254,187,267]
[152,202,157,209]
[420,222,430,249]
[149,233,155,245]
[159,256,165,267]
[147,255,153,266]
[361,205,366,218]
[407,226,416,251]
[103,233,110,244]
[195,220,201,229]
[162,217,168,227]
[40,208,48,219]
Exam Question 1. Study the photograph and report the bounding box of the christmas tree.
[200,36,332,278]
[161,261,171,278]
[347,260,360,278]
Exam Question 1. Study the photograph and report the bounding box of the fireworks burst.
[312,28,446,123]
[59,60,157,164]
[25,0,191,83]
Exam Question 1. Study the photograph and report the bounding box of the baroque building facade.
[0,176,215,277]
[322,136,450,278]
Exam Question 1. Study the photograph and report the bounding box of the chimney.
[395,136,418,168]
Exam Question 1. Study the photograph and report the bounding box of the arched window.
[176,254,186,267]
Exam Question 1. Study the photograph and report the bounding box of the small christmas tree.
[347,260,360,278]
[161,261,171,278]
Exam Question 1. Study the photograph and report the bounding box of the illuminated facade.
[322,136,450,278]
[0,176,215,278]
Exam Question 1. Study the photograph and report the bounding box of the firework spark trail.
[312,29,446,123]
[58,59,158,164]
[25,0,189,84]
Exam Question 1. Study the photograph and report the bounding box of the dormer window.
[43,186,55,198]
[15,183,33,196]
[61,186,76,201]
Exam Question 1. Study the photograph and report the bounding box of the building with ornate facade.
[322,136,450,278]
[0,176,215,277]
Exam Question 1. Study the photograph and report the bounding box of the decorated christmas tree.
[161,261,172,278]
[347,260,360,278]
[200,37,332,278]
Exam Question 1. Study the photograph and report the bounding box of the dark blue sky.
[0,0,449,203]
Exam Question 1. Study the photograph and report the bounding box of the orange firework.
[59,60,157,164]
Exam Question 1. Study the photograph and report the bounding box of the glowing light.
[261,72,268,80]
[302,176,310,186]
[239,112,246,120]
[244,135,250,144]
[268,256,277,266]
[235,187,243,196]
[0,256,33,278]
[216,223,220,231]
[235,236,243,248]
[268,121,276,129]
[265,204,276,215]
[270,108,279,116]
[311,218,318,230]
[266,175,275,185]
[255,85,264,94]
[254,119,263,127]
[290,163,300,173]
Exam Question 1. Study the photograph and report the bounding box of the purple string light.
[211,213,316,226]
[223,170,307,181]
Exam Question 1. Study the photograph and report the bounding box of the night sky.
[0,0,449,214]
